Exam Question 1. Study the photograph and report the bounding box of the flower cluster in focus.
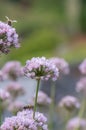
[23,57,59,81]
[0,20,19,54]
[1,109,48,130]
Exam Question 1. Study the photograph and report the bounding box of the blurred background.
[0,0,86,65]
[0,1,86,129]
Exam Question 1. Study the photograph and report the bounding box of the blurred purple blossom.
[66,117,86,130]
[8,101,24,115]
[76,77,86,94]
[30,90,52,106]
[2,61,23,80]
[79,59,86,75]
[58,95,80,112]
[5,82,25,100]
[49,57,70,75]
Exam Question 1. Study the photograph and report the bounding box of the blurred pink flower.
[8,101,24,115]
[5,82,25,100]
[50,57,70,75]
[2,61,23,80]
[30,91,52,106]
[76,77,86,94]
[66,117,86,130]
[58,95,80,111]
[79,59,86,75]
[0,88,10,110]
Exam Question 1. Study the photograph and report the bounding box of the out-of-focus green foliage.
[0,0,86,65]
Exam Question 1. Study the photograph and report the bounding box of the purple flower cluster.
[2,61,23,80]
[8,101,24,115]
[79,59,86,74]
[50,57,69,75]
[0,88,10,101]
[66,117,86,130]
[23,57,59,81]
[1,109,48,130]
[58,95,80,111]
[5,82,25,99]
[0,21,19,54]
[31,91,52,106]
[76,77,86,94]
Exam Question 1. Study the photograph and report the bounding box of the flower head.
[31,91,52,106]
[49,57,69,75]
[0,88,10,101]
[5,82,25,99]
[0,20,19,54]
[58,95,80,111]
[79,59,86,75]
[1,109,48,130]
[2,61,23,80]
[23,57,59,81]
[66,117,86,130]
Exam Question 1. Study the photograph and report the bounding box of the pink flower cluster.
[58,95,80,111]
[23,57,59,81]
[1,109,48,130]
[0,21,19,54]
[8,101,24,115]
[66,117,86,130]
[0,88,10,101]
[31,91,52,106]
[76,77,86,94]
[2,61,23,80]
[79,59,86,74]
[50,57,69,75]
[5,82,25,99]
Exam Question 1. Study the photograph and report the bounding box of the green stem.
[0,105,2,126]
[49,82,56,130]
[75,98,86,130]
[33,79,40,119]
[78,99,85,118]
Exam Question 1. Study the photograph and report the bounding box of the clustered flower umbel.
[79,59,86,75]
[5,82,25,99]
[1,109,48,130]
[49,57,69,75]
[66,117,86,130]
[58,95,80,111]
[2,61,23,80]
[0,20,19,54]
[23,57,59,81]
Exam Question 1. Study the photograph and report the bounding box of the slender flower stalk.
[33,79,40,118]
[23,57,59,120]
[0,101,2,126]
